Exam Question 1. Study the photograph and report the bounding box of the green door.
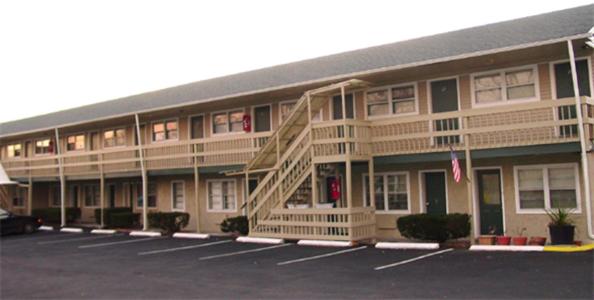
[477,169,503,235]
[424,172,447,215]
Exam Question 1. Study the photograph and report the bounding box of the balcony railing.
[2,97,592,178]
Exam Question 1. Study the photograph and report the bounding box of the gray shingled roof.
[1,4,593,138]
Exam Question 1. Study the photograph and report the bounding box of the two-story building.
[1,5,593,243]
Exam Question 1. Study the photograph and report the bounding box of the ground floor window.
[363,172,410,212]
[50,186,61,207]
[84,185,100,207]
[136,183,157,208]
[171,181,185,211]
[514,163,579,213]
[13,188,26,207]
[207,179,236,212]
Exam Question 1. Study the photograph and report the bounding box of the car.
[0,208,43,235]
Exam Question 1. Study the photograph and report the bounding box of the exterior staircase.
[243,79,376,241]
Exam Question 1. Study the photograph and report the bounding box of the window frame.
[83,184,100,208]
[103,127,127,148]
[330,92,357,120]
[135,182,158,209]
[34,138,53,156]
[514,163,581,214]
[6,143,23,159]
[187,113,206,140]
[211,108,246,136]
[206,178,238,213]
[471,64,540,108]
[365,82,419,119]
[171,180,186,212]
[549,56,594,100]
[150,118,179,143]
[252,103,273,133]
[12,187,26,208]
[362,171,411,214]
[66,133,86,152]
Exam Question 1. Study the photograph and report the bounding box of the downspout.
[566,40,594,240]
[134,114,148,231]
[54,128,66,227]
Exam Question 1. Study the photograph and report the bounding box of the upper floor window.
[152,120,178,142]
[515,163,579,213]
[212,110,244,134]
[104,128,126,147]
[35,139,52,155]
[366,84,417,118]
[66,134,85,151]
[473,66,537,106]
[7,144,22,158]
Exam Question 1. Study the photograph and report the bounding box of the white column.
[54,128,66,227]
[134,114,148,231]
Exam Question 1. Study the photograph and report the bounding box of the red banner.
[330,178,341,201]
[243,115,251,132]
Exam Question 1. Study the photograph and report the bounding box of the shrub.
[94,207,134,227]
[109,212,140,228]
[148,212,190,234]
[397,213,470,242]
[32,208,81,223]
[220,216,249,236]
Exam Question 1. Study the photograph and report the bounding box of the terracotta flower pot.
[496,236,511,245]
[511,236,528,246]
[528,236,547,246]
[478,235,496,245]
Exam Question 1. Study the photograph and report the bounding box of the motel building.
[1,5,593,244]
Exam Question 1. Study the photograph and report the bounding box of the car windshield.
[0,208,8,219]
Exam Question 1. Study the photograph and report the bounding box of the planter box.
[549,225,575,245]
[478,235,496,245]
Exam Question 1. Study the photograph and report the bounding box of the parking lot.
[1,231,592,299]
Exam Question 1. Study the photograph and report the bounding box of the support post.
[100,173,105,228]
[308,93,318,207]
[346,160,352,209]
[27,176,33,216]
[463,116,475,238]
[194,162,201,232]
[368,159,375,208]
[54,128,66,227]
[134,114,148,231]
[567,40,593,240]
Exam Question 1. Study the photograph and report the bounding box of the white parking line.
[79,237,158,249]
[374,248,454,271]
[277,246,367,266]
[38,235,116,245]
[138,240,232,256]
[199,243,291,261]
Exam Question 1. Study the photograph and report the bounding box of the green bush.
[32,208,81,223]
[220,216,249,236]
[397,213,470,242]
[148,212,190,234]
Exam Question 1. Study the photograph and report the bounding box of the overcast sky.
[0,0,591,123]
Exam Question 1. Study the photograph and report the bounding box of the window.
[13,188,26,207]
[515,164,579,213]
[35,139,52,155]
[212,110,244,134]
[473,66,537,105]
[137,183,157,208]
[280,101,297,123]
[51,186,61,207]
[84,185,100,207]
[254,105,271,132]
[152,120,178,142]
[67,134,85,151]
[171,181,185,211]
[7,144,22,158]
[363,172,410,212]
[207,179,236,212]
[190,115,204,139]
[366,84,417,117]
[103,128,126,147]
[332,94,354,119]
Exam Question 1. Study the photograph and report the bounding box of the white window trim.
[34,138,53,157]
[252,103,273,133]
[133,182,158,210]
[418,169,450,214]
[470,64,540,108]
[150,118,180,143]
[549,56,594,100]
[362,171,411,214]
[65,132,87,152]
[365,82,419,120]
[206,178,238,213]
[187,114,206,140]
[171,180,186,212]
[210,108,247,136]
[6,143,23,159]
[83,184,100,208]
[513,163,582,214]
[102,127,128,148]
[472,166,506,237]
[329,92,357,120]
[278,100,298,125]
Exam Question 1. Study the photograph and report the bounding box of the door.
[332,94,354,119]
[477,169,504,235]
[90,132,100,151]
[430,79,460,145]
[190,116,204,139]
[554,60,591,137]
[254,106,271,132]
[424,172,447,215]
[108,185,116,208]
[70,185,79,208]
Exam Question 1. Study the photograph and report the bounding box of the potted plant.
[478,227,497,245]
[511,227,527,246]
[546,208,575,245]
[528,236,547,246]
[496,231,511,245]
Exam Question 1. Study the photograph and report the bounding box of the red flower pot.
[528,236,547,246]
[511,237,528,246]
[496,236,511,245]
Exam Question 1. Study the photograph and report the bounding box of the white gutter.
[55,128,66,227]
[567,40,594,240]
[0,33,591,140]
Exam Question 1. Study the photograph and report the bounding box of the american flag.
[450,149,462,183]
